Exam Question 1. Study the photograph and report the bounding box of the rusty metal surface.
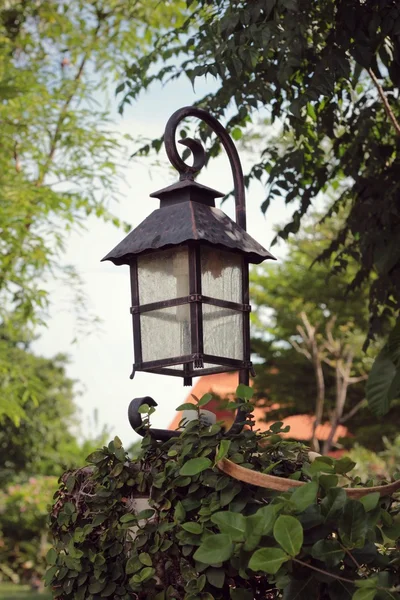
[164,106,248,230]
[102,199,274,265]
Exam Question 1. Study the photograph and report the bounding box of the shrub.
[0,476,58,584]
[47,392,400,599]
[349,437,400,483]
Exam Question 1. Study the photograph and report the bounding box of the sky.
[34,73,296,447]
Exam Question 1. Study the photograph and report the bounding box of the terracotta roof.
[168,372,349,444]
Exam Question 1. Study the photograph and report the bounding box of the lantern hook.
[128,396,248,442]
[164,106,247,230]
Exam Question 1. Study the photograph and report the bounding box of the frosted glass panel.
[137,247,189,305]
[203,304,243,360]
[141,307,191,362]
[201,247,242,302]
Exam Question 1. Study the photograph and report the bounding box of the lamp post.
[102,107,275,440]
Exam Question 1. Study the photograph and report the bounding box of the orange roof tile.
[168,372,349,444]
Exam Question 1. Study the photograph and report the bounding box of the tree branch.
[340,398,367,424]
[368,67,400,137]
[291,339,312,360]
[348,374,368,385]
[36,21,102,186]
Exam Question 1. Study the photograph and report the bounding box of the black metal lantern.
[102,107,275,439]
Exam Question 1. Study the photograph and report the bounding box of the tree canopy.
[120,0,400,414]
[250,215,400,451]
[0,0,185,423]
[0,341,108,485]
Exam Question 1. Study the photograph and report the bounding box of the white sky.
[34,74,295,447]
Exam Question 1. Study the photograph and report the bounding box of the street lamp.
[102,107,275,439]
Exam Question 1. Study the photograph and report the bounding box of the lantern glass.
[201,247,242,302]
[203,304,243,360]
[201,247,244,363]
[136,246,191,362]
[140,307,191,362]
[137,246,189,305]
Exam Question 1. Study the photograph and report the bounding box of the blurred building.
[168,372,348,453]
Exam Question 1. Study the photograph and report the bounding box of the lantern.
[102,107,275,387]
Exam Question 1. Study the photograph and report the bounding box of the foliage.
[47,389,400,599]
[0,344,109,584]
[120,0,400,416]
[349,436,400,483]
[0,0,185,424]
[121,0,400,339]
[366,317,400,416]
[0,476,58,584]
[0,343,109,486]
[250,215,397,451]
[0,583,51,599]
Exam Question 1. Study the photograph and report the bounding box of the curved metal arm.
[128,396,248,441]
[164,107,247,230]
[128,397,181,442]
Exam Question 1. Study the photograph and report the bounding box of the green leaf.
[311,539,345,567]
[354,577,378,589]
[182,521,203,534]
[193,534,234,564]
[236,384,253,400]
[180,457,212,476]
[198,393,213,406]
[176,403,197,411]
[215,439,231,463]
[232,127,243,141]
[137,509,155,520]
[131,567,155,583]
[211,511,246,541]
[86,451,106,463]
[110,462,124,477]
[139,552,152,566]
[120,513,137,523]
[359,492,380,513]
[244,504,279,550]
[46,548,57,565]
[206,567,225,588]
[273,515,303,556]
[101,582,117,597]
[89,580,106,594]
[338,500,367,548]
[388,368,400,401]
[174,500,186,523]
[44,566,58,586]
[126,556,142,575]
[352,589,377,600]
[334,457,356,475]
[249,547,289,574]
[114,435,122,448]
[309,457,335,474]
[384,319,400,369]
[366,348,397,416]
[321,487,347,520]
[290,481,318,512]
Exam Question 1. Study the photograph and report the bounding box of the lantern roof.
[102,180,275,266]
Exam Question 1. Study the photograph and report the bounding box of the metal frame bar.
[189,244,204,363]
[134,353,250,372]
[129,261,142,369]
[131,294,250,315]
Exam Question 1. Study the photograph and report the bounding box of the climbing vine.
[47,389,400,599]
